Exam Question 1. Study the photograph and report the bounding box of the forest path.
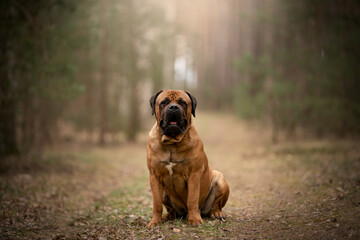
[1,112,359,239]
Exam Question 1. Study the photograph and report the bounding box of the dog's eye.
[178,100,187,106]
[160,100,168,106]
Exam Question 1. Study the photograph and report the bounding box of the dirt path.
[1,112,360,239]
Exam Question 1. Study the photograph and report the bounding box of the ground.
[1,112,360,239]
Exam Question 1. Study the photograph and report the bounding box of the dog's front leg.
[187,171,203,225]
[146,173,163,228]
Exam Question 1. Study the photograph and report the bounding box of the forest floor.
[1,112,360,240]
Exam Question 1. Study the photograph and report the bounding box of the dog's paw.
[210,210,226,220]
[146,219,161,228]
[188,218,203,226]
[162,212,176,222]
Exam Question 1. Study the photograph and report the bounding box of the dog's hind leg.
[162,193,176,221]
[201,170,229,219]
[210,170,229,219]
[162,193,187,221]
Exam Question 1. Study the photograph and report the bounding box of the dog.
[146,90,229,227]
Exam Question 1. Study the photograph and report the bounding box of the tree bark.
[99,0,109,145]
[126,0,140,141]
[0,22,18,155]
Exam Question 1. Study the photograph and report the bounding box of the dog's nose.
[168,104,179,111]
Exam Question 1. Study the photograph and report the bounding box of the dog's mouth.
[160,111,187,137]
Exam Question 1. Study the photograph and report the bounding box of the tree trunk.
[126,0,140,142]
[98,0,109,145]
[0,34,18,155]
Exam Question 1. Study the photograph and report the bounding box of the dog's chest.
[164,162,176,176]
[157,151,187,177]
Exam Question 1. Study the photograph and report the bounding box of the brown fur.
[146,90,230,227]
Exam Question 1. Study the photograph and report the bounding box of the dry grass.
[1,112,359,239]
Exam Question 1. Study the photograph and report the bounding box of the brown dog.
[146,90,229,227]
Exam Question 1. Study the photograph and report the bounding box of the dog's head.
[150,90,197,139]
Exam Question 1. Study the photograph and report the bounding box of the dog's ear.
[149,90,163,115]
[185,91,197,117]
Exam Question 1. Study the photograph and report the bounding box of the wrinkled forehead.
[157,90,190,103]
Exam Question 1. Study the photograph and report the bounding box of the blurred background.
[1,1,360,239]
[1,0,360,156]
